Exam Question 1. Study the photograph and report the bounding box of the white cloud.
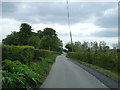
[1,2,118,48]
[103,7,117,16]
[1,18,118,48]
[32,22,118,48]
[70,23,100,35]
[1,18,21,41]
[32,22,101,39]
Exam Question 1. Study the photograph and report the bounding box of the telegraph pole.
[66,0,73,46]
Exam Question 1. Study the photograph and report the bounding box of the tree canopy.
[3,23,63,52]
[65,41,109,52]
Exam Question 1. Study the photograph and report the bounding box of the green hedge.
[2,53,59,89]
[67,51,119,73]
[2,45,59,64]
[2,45,59,89]
[34,49,58,60]
[2,45,35,64]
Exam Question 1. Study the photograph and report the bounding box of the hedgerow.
[2,45,59,89]
[2,45,35,64]
[34,49,58,60]
[67,51,119,73]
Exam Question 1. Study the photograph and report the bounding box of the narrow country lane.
[41,53,108,88]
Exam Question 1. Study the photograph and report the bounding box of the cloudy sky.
[1,1,118,48]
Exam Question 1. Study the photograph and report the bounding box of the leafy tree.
[65,43,73,51]
[19,23,32,45]
[37,30,43,39]
[52,37,63,52]
[2,23,63,52]
[3,23,33,45]
[43,28,57,38]
[27,35,40,48]
[39,28,63,52]
[65,41,110,52]
[99,41,107,51]
[74,41,81,52]
[105,46,110,50]
[2,31,19,45]
[81,42,89,52]
[39,36,52,50]
[19,23,32,34]
[93,41,98,53]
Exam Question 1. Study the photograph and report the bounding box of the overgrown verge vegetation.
[2,23,62,89]
[65,41,120,82]
[2,60,42,89]
[2,45,35,64]
[2,45,59,89]
[67,54,120,81]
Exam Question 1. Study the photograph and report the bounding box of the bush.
[2,60,42,89]
[29,54,58,83]
[29,60,49,81]
[2,51,59,89]
[2,45,35,64]
[63,49,68,52]
[34,49,58,60]
[67,51,119,73]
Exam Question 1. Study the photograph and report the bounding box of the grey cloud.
[58,32,85,37]
[2,2,117,26]
[97,16,117,28]
[91,28,118,37]
[2,2,68,24]
[95,7,118,28]
[2,3,18,16]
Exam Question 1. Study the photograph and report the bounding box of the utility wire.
[66,0,73,45]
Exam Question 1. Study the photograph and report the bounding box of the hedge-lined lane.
[67,51,120,81]
[2,45,59,89]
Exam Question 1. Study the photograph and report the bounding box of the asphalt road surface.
[41,53,108,88]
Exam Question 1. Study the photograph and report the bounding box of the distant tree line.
[2,23,63,52]
[66,41,120,74]
[65,41,110,53]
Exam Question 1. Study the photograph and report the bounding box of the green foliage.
[65,43,73,51]
[43,27,57,38]
[27,35,41,48]
[65,41,110,52]
[2,45,59,64]
[39,36,63,52]
[2,23,63,52]
[67,51,119,73]
[29,54,58,82]
[39,28,63,52]
[2,48,59,89]
[2,32,19,45]
[2,51,58,89]
[3,23,33,45]
[37,30,43,39]
[19,23,33,45]
[2,60,42,89]
[20,23,32,34]
[34,49,58,60]
[2,45,35,64]
[63,49,68,52]
[2,23,61,89]
[39,36,52,50]
[66,41,119,74]
[66,41,120,73]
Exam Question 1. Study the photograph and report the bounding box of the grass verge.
[67,56,120,82]
[29,54,59,85]
[2,53,59,89]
